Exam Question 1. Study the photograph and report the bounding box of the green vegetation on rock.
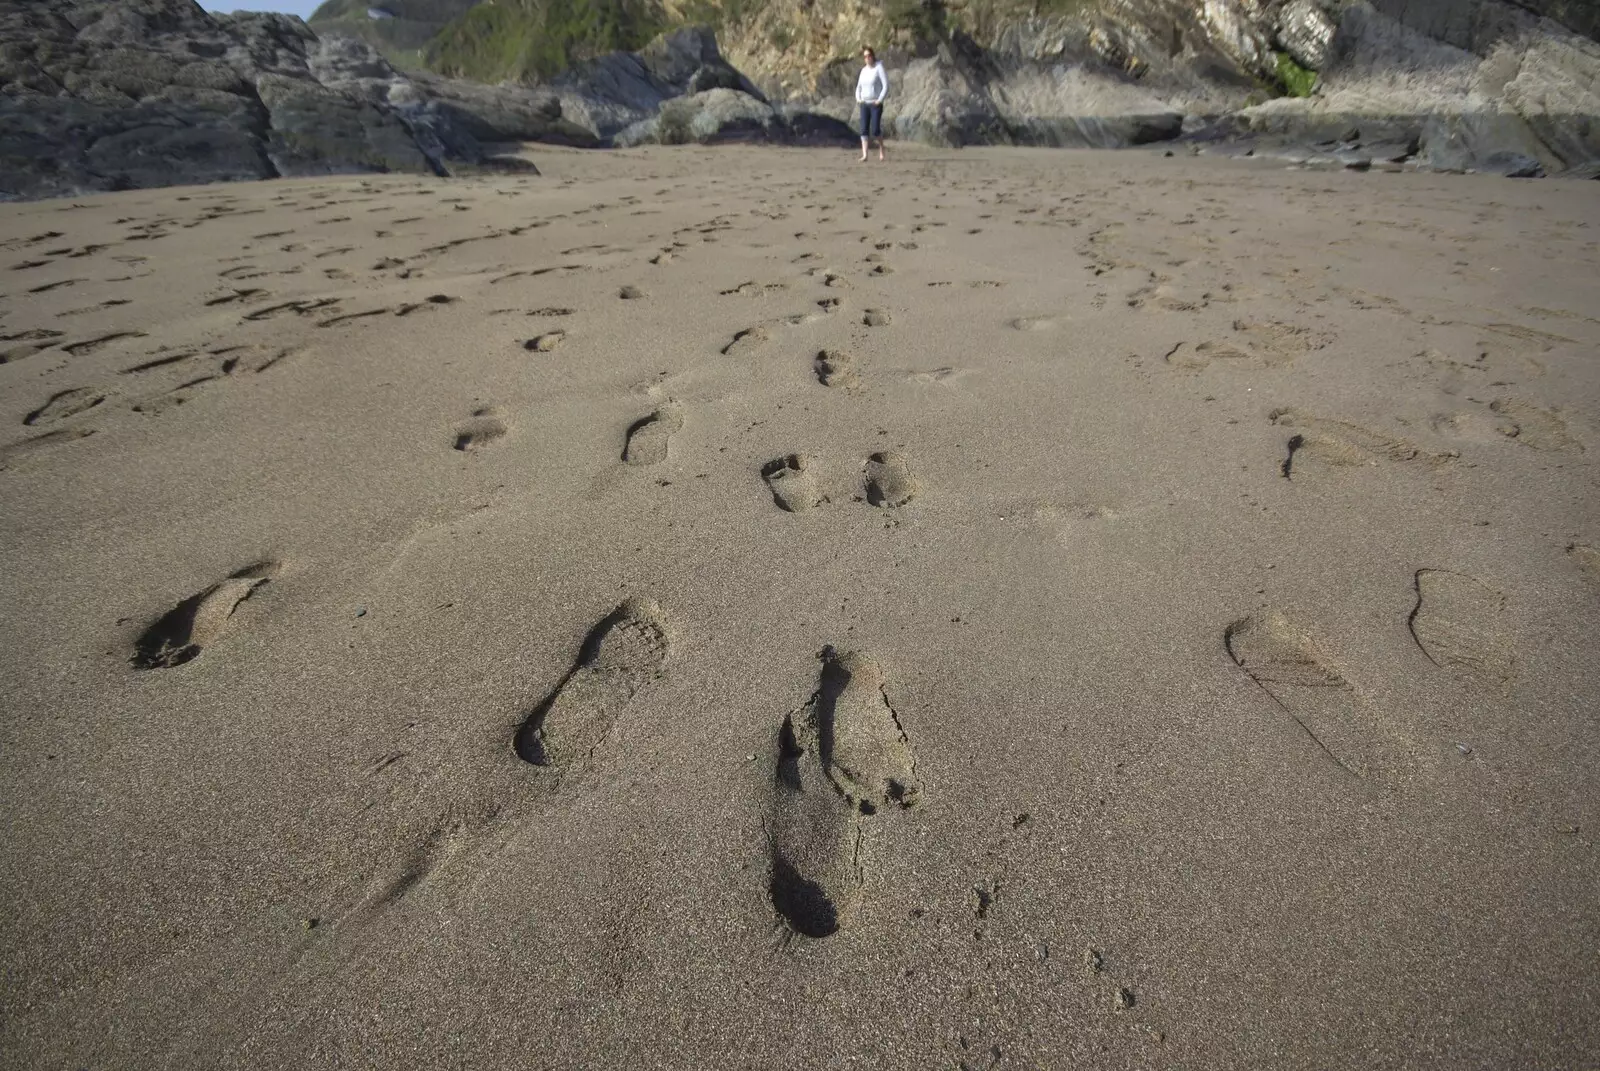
[424,0,664,82]
[1274,51,1317,98]
[678,0,757,33]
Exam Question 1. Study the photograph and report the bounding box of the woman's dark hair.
[863,47,876,61]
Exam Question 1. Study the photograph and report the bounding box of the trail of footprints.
[18,170,1590,965]
[506,596,923,940]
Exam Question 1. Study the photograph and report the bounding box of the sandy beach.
[1,144,1597,1069]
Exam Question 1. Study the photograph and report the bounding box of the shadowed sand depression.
[1,144,1597,1069]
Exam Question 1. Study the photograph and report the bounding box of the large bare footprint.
[768,649,920,939]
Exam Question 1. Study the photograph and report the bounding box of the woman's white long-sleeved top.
[855,62,888,104]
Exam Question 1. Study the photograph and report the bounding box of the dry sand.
[1,144,1597,1069]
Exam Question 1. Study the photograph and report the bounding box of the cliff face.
[329,0,1596,173]
[1242,1,1600,174]
[3,0,1596,198]
[0,0,589,200]
[702,0,1600,171]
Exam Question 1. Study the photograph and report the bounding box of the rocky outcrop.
[552,26,767,141]
[880,33,1194,148]
[699,0,1597,172]
[1277,0,1339,70]
[0,0,591,200]
[5,0,1596,195]
[614,86,856,145]
[306,33,595,160]
[1240,0,1600,175]
[556,25,856,146]
[1,1,422,198]
[740,1,1272,150]
[615,87,782,145]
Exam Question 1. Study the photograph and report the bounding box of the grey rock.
[0,0,601,199]
[306,34,596,162]
[615,88,781,146]
[555,26,763,141]
[889,41,1011,148]
[413,76,595,146]
[1238,0,1600,175]
[616,88,853,147]
[886,35,1183,149]
[1361,137,1420,162]
[1419,111,1553,175]
[1278,0,1338,70]
[254,68,431,177]
[772,103,859,145]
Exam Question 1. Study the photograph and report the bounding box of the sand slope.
[1,145,1597,1069]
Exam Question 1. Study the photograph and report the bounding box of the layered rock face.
[724,0,1599,170]
[1241,0,1600,175]
[0,2,833,200]
[0,0,589,200]
[2,0,1596,199]
[581,27,854,146]
[553,25,769,139]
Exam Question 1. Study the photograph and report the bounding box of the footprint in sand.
[761,454,825,513]
[768,648,920,939]
[622,406,681,465]
[0,427,96,470]
[1569,544,1600,583]
[1408,570,1515,684]
[1429,409,1521,444]
[722,326,770,356]
[1272,408,1451,478]
[23,387,109,428]
[1487,399,1583,452]
[513,599,667,767]
[451,407,507,452]
[525,330,566,353]
[813,349,859,390]
[1225,610,1408,781]
[1166,321,1329,369]
[862,309,891,328]
[133,562,280,669]
[863,451,917,507]
[1126,283,1208,313]
[906,366,972,388]
[1,328,65,364]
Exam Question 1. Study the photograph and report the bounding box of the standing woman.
[856,47,888,163]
